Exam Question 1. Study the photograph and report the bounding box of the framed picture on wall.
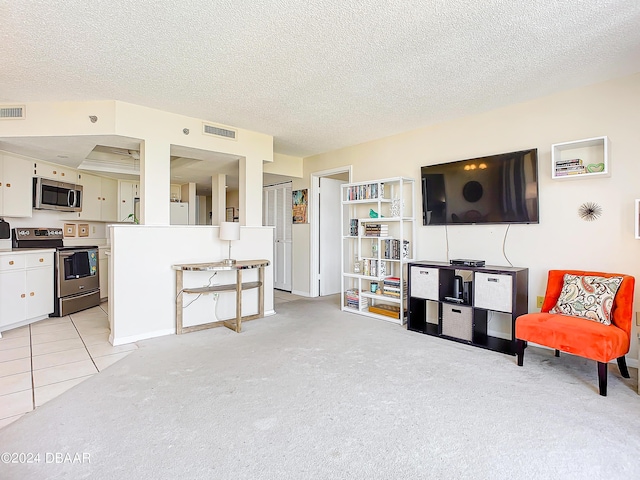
[292,189,308,224]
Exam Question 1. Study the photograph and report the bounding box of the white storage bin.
[474,272,512,313]
[410,266,439,300]
[441,303,473,341]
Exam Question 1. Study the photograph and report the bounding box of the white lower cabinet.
[0,251,54,333]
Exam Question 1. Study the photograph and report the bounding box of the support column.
[211,174,227,225]
[239,156,263,226]
[139,140,171,225]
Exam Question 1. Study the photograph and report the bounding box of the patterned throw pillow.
[549,274,623,325]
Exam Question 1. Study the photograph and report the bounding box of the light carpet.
[1,295,639,479]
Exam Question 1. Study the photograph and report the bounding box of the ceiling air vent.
[202,122,237,140]
[0,105,25,119]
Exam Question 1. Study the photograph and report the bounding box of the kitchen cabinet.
[0,250,55,333]
[170,184,182,202]
[119,180,139,222]
[0,153,33,217]
[75,173,118,222]
[33,161,78,182]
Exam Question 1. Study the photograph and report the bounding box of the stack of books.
[382,239,410,260]
[346,183,385,200]
[361,260,386,277]
[345,289,367,309]
[349,219,359,236]
[382,276,406,299]
[555,158,585,176]
[364,223,389,237]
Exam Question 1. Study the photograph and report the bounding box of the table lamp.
[219,221,240,266]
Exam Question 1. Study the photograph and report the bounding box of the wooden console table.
[172,259,270,334]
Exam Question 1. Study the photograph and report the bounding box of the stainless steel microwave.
[33,177,83,212]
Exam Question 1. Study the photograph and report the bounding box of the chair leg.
[555,349,560,357]
[597,362,607,396]
[617,356,631,378]
[516,339,525,366]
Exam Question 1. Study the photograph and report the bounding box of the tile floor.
[0,303,137,430]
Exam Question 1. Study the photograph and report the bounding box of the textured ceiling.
[1,0,640,158]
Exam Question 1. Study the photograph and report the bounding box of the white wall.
[301,73,640,358]
[109,225,274,345]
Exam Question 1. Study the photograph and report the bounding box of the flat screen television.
[421,148,539,225]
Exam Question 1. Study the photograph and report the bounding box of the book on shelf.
[368,304,401,319]
[555,169,586,176]
[382,276,407,297]
[555,165,586,173]
[555,158,582,167]
[346,182,384,201]
[349,219,359,236]
[382,239,410,260]
[364,223,389,237]
[345,288,368,309]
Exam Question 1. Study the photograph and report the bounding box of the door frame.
[309,165,352,297]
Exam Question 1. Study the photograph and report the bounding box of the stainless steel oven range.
[12,228,100,316]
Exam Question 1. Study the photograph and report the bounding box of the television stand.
[407,261,528,355]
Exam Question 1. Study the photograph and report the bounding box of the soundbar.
[450,259,485,267]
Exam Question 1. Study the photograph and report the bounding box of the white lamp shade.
[219,221,240,241]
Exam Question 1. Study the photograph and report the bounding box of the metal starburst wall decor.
[578,202,602,221]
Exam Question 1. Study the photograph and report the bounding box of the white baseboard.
[110,328,175,346]
[291,289,311,297]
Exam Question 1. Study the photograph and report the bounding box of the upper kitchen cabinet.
[0,153,33,218]
[170,184,182,202]
[75,172,118,222]
[119,180,139,223]
[33,161,78,183]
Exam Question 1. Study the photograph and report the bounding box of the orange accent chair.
[515,270,635,396]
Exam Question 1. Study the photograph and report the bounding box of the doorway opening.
[310,166,351,297]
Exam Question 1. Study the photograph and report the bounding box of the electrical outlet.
[536,296,544,308]
[92,226,96,234]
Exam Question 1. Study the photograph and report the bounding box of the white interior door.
[319,177,343,296]
[263,183,292,291]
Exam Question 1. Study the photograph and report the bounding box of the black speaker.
[463,281,472,304]
[453,275,463,299]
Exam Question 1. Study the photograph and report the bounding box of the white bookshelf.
[340,177,415,325]
[551,136,609,180]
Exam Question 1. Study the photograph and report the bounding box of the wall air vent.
[0,105,25,119]
[202,123,237,140]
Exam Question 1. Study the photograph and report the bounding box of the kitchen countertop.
[0,248,56,255]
